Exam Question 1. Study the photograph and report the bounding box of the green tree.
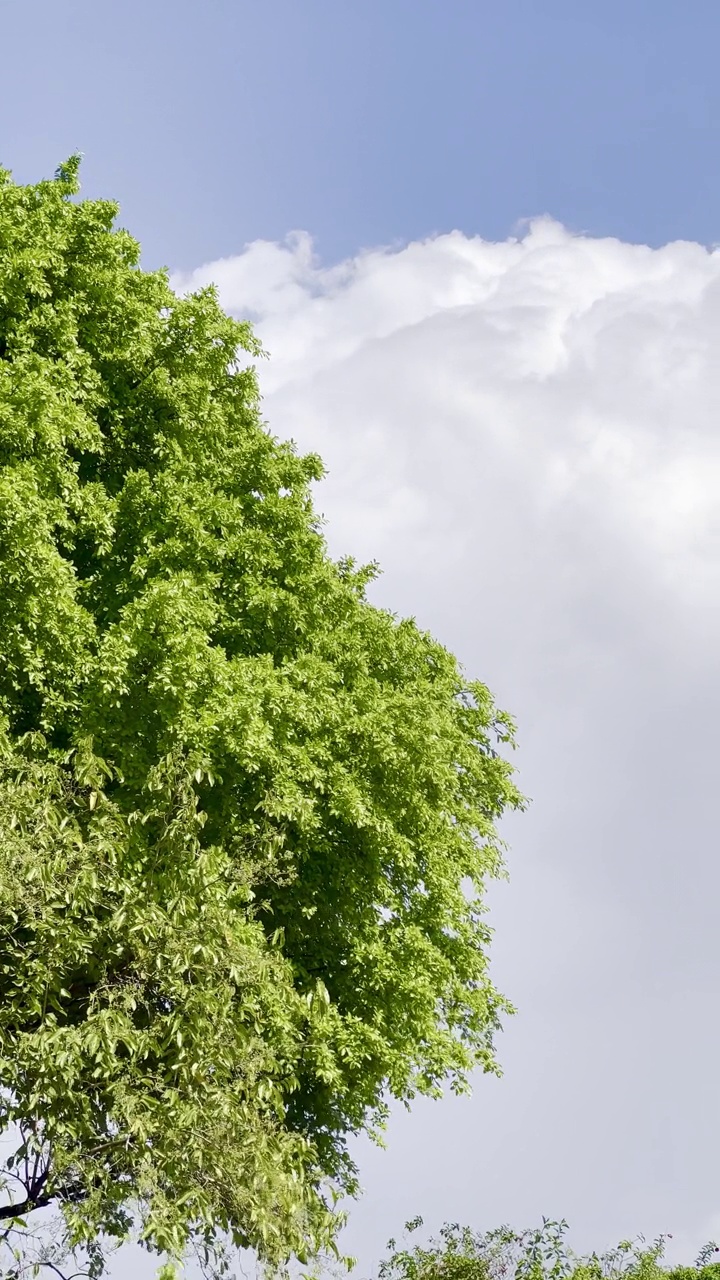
[378,1218,720,1280]
[0,159,525,1275]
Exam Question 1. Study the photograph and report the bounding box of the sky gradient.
[4,0,720,270]
[3,2,720,1276]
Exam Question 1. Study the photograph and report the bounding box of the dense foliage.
[379,1218,720,1280]
[0,159,524,1271]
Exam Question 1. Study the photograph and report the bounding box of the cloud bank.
[173,224,720,1267]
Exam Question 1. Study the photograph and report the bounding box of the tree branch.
[0,1191,52,1221]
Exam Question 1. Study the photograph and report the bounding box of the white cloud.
[173,225,720,1268]
[174,223,720,619]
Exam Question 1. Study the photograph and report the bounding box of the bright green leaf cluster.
[0,160,525,1271]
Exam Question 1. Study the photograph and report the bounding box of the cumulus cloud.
[173,225,720,1266]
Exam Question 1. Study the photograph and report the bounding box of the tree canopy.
[378,1217,720,1280]
[0,158,525,1273]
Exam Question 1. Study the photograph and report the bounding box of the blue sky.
[5,3,720,1277]
[4,0,720,271]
